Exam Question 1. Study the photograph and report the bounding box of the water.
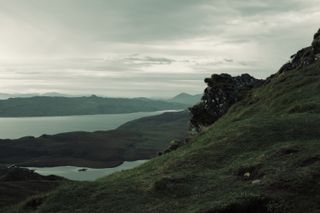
[27,160,148,181]
[0,110,178,139]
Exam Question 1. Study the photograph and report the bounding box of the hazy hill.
[12,30,320,213]
[0,111,189,168]
[169,93,202,106]
[0,96,186,117]
[0,92,74,100]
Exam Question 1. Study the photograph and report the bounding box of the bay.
[0,110,178,139]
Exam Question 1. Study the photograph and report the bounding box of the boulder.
[252,179,262,185]
[190,73,262,130]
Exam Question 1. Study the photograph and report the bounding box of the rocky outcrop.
[190,73,263,130]
[159,139,190,155]
[279,28,320,73]
[312,28,320,54]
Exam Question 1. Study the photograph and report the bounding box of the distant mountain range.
[0,95,187,117]
[0,92,74,99]
[168,92,202,105]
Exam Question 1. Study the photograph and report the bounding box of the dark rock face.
[312,28,320,54]
[190,73,262,130]
[279,28,320,73]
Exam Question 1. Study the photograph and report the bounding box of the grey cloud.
[0,0,211,42]
[0,0,319,97]
[1,0,318,44]
[123,56,175,65]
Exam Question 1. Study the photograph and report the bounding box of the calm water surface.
[0,110,177,139]
[28,160,148,181]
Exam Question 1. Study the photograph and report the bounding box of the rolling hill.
[0,111,189,168]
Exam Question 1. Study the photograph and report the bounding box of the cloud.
[0,0,319,97]
[123,56,175,65]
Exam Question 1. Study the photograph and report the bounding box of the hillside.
[0,111,189,168]
[169,93,202,106]
[9,29,320,213]
[0,166,66,211]
[0,96,186,117]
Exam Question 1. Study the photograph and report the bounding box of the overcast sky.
[0,0,319,97]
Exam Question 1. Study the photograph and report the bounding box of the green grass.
[8,62,320,213]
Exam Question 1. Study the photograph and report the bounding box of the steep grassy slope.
[0,111,189,168]
[0,96,186,117]
[11,60,320,212]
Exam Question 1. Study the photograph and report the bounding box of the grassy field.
[7,59,320,212]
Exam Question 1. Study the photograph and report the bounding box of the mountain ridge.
[0,96,186,117]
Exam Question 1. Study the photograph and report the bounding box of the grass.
[0,167,67,212]
[7,62,320,213]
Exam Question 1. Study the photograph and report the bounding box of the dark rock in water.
[189,73,262,130]
[279,28,320,73]
[78,168,88,172]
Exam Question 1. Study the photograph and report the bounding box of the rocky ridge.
[190,28,320,131]
[279,28,320,73]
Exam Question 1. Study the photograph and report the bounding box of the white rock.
[252,179,261,184]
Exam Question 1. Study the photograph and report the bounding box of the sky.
[0,0,319,98]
